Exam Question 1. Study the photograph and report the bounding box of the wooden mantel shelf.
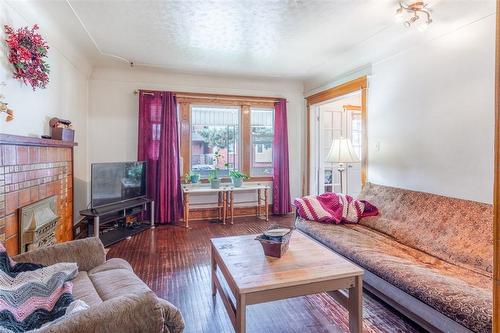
[0,133,78,147]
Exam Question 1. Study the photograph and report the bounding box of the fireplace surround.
[0,133,76,255]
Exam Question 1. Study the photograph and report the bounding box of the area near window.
[191,105,240,178]
[250,108,274,177]
[178,93,276,181]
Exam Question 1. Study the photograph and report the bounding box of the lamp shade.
[325,138,360,163]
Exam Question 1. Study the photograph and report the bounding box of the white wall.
[0,0,91,218]
[367,15,495,203]
[88,67,305,201]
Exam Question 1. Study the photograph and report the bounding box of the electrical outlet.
[375,141,381,152]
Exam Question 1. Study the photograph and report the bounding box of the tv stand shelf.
[80,198,154,247]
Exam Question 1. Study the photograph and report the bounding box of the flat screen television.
[91,161,147,209]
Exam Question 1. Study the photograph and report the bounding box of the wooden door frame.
[494,1,499,331]
[303,76,368,196]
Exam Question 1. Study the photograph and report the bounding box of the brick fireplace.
[0,134,76,256]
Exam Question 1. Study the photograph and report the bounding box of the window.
[179,95,276,180]
[250,108,274,176]
[191,105,240,178]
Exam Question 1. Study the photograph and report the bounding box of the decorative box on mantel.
[0,133,77,256]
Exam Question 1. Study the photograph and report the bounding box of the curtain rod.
[135,90,155,96]
[133,90,282,102]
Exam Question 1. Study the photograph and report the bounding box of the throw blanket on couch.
[0,244,77,333]
[294,192,378,224]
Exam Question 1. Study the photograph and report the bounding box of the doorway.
[304,76,367,197]
[310,92,363,196]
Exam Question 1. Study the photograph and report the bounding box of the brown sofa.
[12,237,185,333]
[296,183,492,333]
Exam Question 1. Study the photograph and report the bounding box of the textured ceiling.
[13,0,497,83]
[68,0,396,78]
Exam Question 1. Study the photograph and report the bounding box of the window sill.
[190,176,273,184]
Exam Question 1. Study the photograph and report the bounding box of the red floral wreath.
[4,24,50,90]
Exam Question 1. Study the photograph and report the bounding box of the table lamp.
[325,137,360,194]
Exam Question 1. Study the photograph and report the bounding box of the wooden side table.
[181,185,228,229]
[225,184,270,224]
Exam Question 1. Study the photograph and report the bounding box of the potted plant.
[208,151,224,189]
[229,170,248,188]
[208,169,221,189]
[184,171,200,184]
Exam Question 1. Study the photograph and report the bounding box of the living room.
[0,0,497,332]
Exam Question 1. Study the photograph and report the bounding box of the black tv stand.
[79,198,154,247]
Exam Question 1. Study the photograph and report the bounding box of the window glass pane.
[251,108,274,176]
[324,169,332,185]
[191,106,240,178]
[351,112,362,159]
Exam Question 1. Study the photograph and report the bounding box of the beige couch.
[296,183,492,333]
[13,238,185,333]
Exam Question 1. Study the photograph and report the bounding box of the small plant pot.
[190,174,200,184]
[231,177,243,188]
[210,179,221,189]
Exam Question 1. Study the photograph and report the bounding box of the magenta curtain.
[272,98,292,214]
[138,91,183,224]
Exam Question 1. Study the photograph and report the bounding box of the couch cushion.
[88,267,151,301]
[357,183,493,275]
[88,258,133,275]
[296,219,492,333]
[38,292,166,333]
[72,271,102,307]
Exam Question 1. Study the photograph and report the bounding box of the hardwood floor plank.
[107,216,424,333]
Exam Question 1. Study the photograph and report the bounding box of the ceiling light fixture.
[395,1,433,31]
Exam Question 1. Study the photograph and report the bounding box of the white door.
[318,108,343,194]
[314,103,362,197]
[346,110,362,197]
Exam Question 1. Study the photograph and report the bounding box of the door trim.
[304,76,368,196]
[493,0,499,330]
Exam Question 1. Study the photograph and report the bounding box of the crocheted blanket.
[0,244,77,332]
[294,192,379,224]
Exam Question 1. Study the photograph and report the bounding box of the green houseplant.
[184,171,200,184]
[209,151,223,189]
[229,170,248,188]
[208,169,221,189]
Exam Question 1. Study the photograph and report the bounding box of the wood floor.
[107,215,424,333]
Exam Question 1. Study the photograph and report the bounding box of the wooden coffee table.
[210,231,364,333]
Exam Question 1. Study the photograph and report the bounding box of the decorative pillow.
[294,192,379,224]
[0,243,77,332]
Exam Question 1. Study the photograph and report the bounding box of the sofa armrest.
[12,238,106,271]
[156,298,185,333]
[38,292,165,333]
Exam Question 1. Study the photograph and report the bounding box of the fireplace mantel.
[0,133,78,147]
